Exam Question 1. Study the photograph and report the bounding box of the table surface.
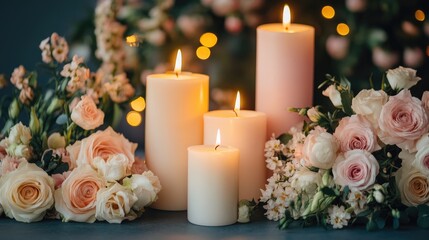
[0,208,426,240]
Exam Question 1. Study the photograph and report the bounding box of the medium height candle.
[204,92,266,200]
[145,50,209,210]
[256,5,314,138]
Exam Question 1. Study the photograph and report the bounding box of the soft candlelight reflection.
[234,91,240,117]
[215,128,221,150]
[283,5,291,30]
[174,49,182,76]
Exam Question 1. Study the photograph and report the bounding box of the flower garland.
[0,31,161,223]
[259,66,429,230]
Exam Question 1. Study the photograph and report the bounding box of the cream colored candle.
[145,50,209,210]
[256,5,314,137]
[204,92,266,200]
[188,130,239,226]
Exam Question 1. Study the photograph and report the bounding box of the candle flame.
[174,49,182,76]
[234,91,240,117]
[215,128,221,148]
[283,5,291,30]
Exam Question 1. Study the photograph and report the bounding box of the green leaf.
[366,217,378,231]
[278,133,293,145]
[356,209,372,218]
[342,186,350,200]
[321,187,337,197]
[417,205,429,228]
[340,90,354,116]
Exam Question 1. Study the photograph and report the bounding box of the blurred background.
[0,0,428,147]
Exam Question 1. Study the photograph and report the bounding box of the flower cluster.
[0,33,160,224]
[260,66,429,230]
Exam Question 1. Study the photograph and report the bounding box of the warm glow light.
[126,111,142,127]
[321,6,335,19]
[196,46,211,60]
[234,91,241,113]
[126,35,139,47]
[283,5,291,30]
[174,49,182,75]
[215,128,221,146]
[130,96,146,112]
[200,32,218,48]
[415,10,425,21]
[337,23,350,36]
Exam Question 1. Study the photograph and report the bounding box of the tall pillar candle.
[188,133,239,226]
[256,5,314,138]
[204,93,266,200]
[145,51,209,210]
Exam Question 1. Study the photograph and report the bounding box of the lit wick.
[215,128,221,150]
[233,91,240,117]
[174,49,182,78]
[283,5,291,31]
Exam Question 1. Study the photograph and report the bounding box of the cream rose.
[378,90,429,152]
[0,156,27,176]
[72,127,137,173]
[386,66,421,90]
[396,164,429,206]
[71,95,104,130]
[95,183,138,223]
[93,154,129,182]
[302,126,339,169]
[55,165,105,223]
[322,85,342,108]
[0,163,54,222]
[334,115,381,153]
[8,122,31,145]
[123,171,162,211]
[333,150,379,191]
[351,89,388,128]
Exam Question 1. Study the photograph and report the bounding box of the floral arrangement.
[259,66,429,230]
[0,32,161,223]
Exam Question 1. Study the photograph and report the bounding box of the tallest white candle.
[145,50,209,210]
[256,5,314,137]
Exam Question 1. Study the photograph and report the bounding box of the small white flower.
[386,66,421,90]
[322,85,342,108]
[328,205,351,229]
[8,122,32,145]
[347,190,367,214]
[265,156,283,171]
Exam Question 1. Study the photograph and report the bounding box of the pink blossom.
[0,156,27,176]
[346,0,367,12]
[372,47,399,70]
[333,150,379,191]
[378,90,429,152]
[211,0,239,16]
[10,65,27,90]
[50,33,69,63]
[225,16,243,34]
[334,115,381,153]
[71,95,104,130]
[18,87,34,105]
[326,35,349,60]
[177,15,206,38]
[404,47,424,68]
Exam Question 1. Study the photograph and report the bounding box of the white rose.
[386,66,421,90]
[322,85,342,108]
[396,164,429,206]
[351,89,388,128]
[93,154,130,182]
[291,168,321,194]
[71,95,104,130]
[303,127,339,169]
[8,122,31,145]
[0,163,54,222]
[95,183,138,223]
[123,171,162,211]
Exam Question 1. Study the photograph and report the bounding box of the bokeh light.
[415,10,425,22]
[126,111,142,127]
[337,23,350,36]
[130,96,146,112]
[200,32,218,48]
[322,6,335,19]
[196,46,211,60]
[126,35,139,47]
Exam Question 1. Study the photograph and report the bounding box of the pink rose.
[421,91,429,112]
[302,126,339,169]
[378,90,429,152]
[333,150,379,190]
[55,165,105,222]
[71,95,104,130]
[0,156,27,176]
[72,127,137,174]
[334,115,381,153]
